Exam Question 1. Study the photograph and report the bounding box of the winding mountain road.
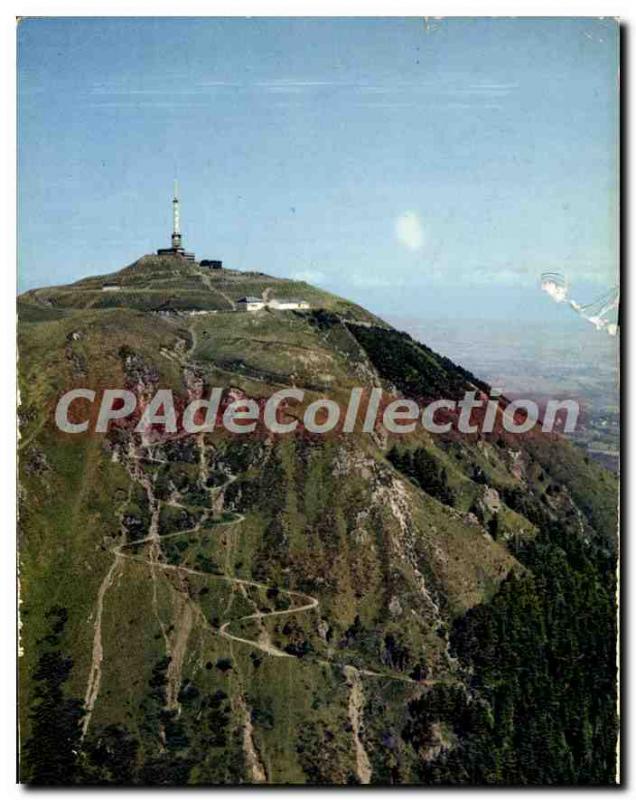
[81,323,427,760]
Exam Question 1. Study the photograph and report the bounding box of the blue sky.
[18,17,619,324]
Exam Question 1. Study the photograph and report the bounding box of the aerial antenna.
[171,179,181,246]
[156,178,195,260]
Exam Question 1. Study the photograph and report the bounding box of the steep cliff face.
[18,257,618,785]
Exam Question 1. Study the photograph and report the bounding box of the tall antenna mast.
[157,179,195,261]
[171,179,181,247]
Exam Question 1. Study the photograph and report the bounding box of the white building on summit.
[268,298,310,310]
[237,296,310,312]
[237,296,266,312]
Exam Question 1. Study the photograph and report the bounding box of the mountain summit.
[20,255,382,321]
[18,257,617,785]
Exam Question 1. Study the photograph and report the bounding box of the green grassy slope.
[20,255,384,321]
[17,256,618,786]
